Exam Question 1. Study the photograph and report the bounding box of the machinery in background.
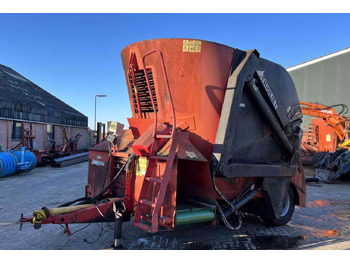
[300,101,350,163]
[301,118,338,159]
[311,139,350,183]
[43,127,88,167]
[107,121,124,137]
[12,123,87,167]
[0,147,37,178]
[49,127,84,160]
[300,101,350,182]
[56,126,82,156]
[20,39,305,248]
[94,121,124,145]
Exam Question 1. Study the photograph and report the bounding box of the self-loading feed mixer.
[20,39,305,248]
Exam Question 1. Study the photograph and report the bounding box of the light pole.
[95,94,107,130]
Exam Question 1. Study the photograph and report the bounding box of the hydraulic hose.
[211,168,242,229]
[222,187,261,218]
[58,152,135,208]
[312,103,348,116]
[211,161,258,230]
[92,152,135,202]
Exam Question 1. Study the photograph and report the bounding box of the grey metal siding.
[288,51,350,127]
[288,52,350,108]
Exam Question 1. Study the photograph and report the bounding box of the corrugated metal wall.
[287,50,350,127]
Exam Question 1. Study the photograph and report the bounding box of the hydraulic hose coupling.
[32,207,50,229]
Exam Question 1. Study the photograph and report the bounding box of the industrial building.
[287,47,350,125]
[0,64,91,151]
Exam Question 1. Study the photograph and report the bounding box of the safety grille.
[129,68,158,114]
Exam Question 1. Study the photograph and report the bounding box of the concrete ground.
[0,162,349,250]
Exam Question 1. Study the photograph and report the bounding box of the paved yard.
[0,162,349,250]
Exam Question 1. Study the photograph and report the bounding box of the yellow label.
[136,157,148,176]
[183,39,201,53]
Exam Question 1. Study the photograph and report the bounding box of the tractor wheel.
[263,186,295,226]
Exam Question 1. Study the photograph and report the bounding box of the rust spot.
[308,199,331,207]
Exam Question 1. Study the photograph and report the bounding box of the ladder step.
[134,222,152,232]
[156,134,172,139]
[133,129,178,234]
[159,216,173,225]
[139,199,156,207]
[141,215,171,226]
[150,156,168,161]
[141,215,152,223]
[145,177,162,184]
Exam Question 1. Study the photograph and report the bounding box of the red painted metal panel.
[127,118,155,138]
[121,39,234,202]
[121,39,234,159]
[311,118,337,152]
[291,162,306,208]
[132,124,170,156]
[86,149,111,198]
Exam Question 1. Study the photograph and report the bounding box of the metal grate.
[129,69,158,114]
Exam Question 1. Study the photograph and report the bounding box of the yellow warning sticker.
[183,40,201,53]
[136,157,148,176]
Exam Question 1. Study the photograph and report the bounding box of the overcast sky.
[1,13,349,128]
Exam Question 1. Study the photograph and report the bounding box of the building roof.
[287,47,350,72]
[0,64,87,127]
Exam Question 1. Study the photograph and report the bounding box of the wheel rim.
[280,193,290,217]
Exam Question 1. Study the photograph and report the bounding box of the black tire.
[263,186,295,226]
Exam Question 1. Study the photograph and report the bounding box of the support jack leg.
[112,211,124,250]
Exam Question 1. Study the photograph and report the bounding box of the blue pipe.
[0,148,37,178]
[0,152,18,177]
[13,147,37,172]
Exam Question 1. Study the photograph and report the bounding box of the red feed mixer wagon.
[21,39,305,248]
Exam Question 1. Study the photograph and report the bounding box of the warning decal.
[136,158,148,176]
[183,40,201,53]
